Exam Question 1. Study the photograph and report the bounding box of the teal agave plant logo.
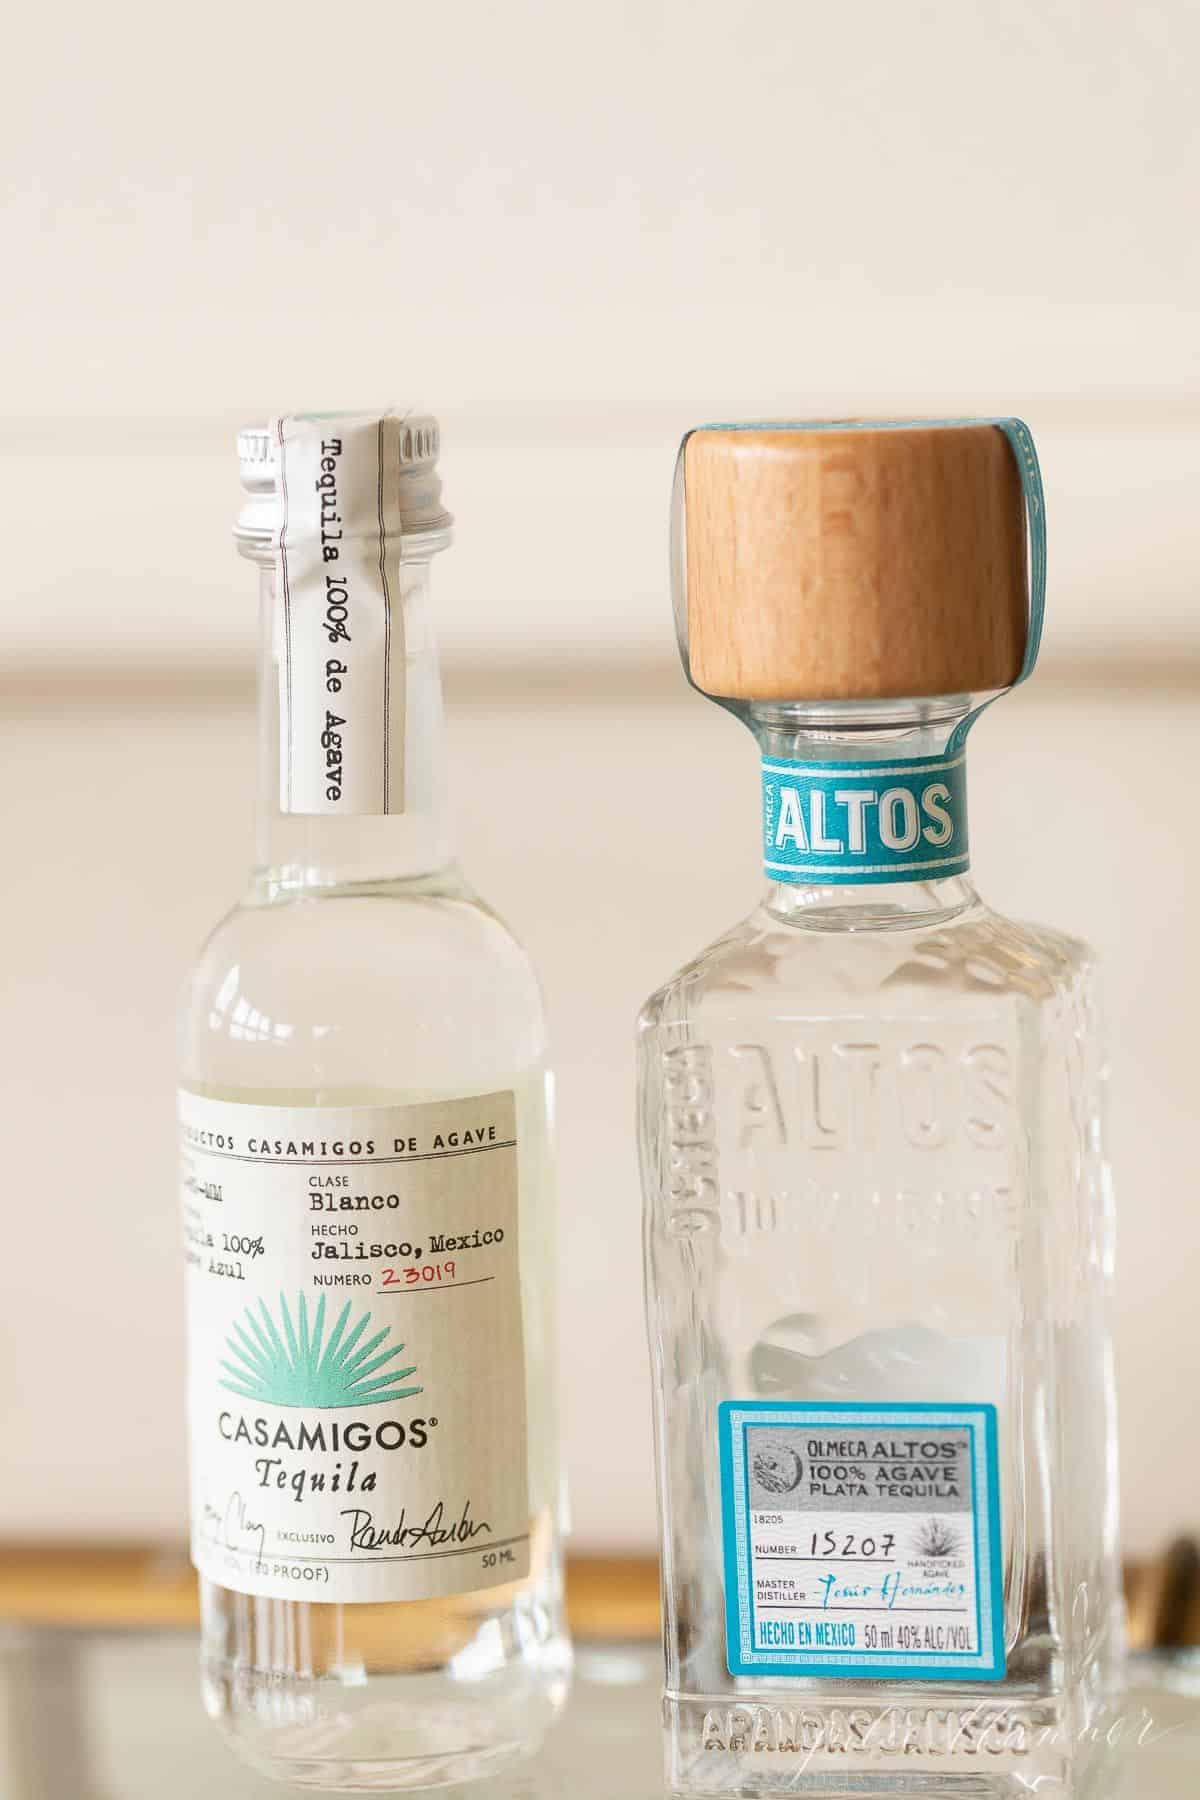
[220,1293,422,1409]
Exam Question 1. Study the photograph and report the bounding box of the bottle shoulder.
[180,875,546,1089]
[638,898,1099,1034]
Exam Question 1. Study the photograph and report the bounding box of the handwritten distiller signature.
[340,1498,493,1554]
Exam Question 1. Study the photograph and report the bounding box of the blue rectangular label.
[761,752,969,885]
[719,1401,1005,1681]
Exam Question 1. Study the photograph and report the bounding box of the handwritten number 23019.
[380,1261,458,1289]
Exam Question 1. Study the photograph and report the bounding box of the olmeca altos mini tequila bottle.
[178,413,569,1789]
[639,422,1121,1796]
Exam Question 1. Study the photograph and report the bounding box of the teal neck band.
[762,747,968,886]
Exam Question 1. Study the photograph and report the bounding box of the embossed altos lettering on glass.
[178,415,569,1792]
[639,422,1121,1796]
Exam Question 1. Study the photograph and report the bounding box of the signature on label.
[340,1498,492,1553]
[203,1491,267,1563]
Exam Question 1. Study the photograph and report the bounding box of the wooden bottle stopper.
[683,423,1028,701]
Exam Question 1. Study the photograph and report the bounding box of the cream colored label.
[274,414,405,815]
[180,1091,529,1604]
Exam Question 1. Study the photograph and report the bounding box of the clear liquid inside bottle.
[178,544,570,1789]
[639,700,1121,1798]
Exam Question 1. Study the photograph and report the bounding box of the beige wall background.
[2,0,1198,1554]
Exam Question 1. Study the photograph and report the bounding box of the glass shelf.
[1,1626,1198,1799]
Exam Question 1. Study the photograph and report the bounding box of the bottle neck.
[251,555,455,894]
[749,699,979,929]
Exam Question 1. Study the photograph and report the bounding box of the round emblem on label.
[752,1442,803,1494]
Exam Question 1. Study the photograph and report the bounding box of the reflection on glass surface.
[0,1630,1198,1798]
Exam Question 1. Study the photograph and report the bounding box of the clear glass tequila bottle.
[639,423,1121,1796]
[178,414,570,1790]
